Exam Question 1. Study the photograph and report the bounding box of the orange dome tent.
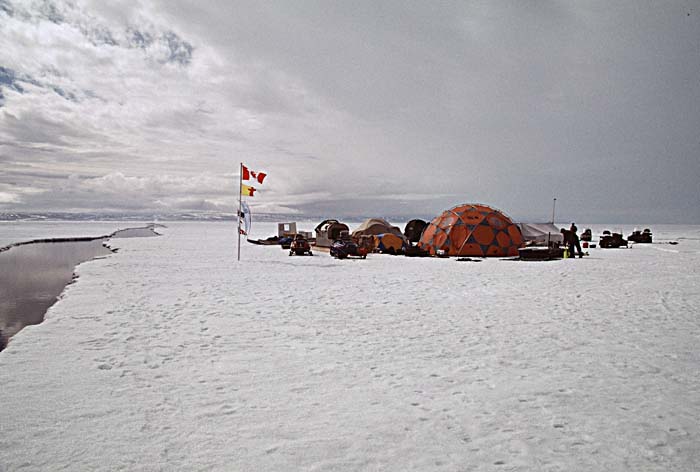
[418,203,523,257]
[373,233,405,254]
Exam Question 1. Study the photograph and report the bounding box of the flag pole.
[237,162,243,261]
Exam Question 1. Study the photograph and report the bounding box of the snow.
[1,221,699,471]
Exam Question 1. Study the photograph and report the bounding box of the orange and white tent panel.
[418,203,524,257]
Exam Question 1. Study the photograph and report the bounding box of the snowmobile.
[289,235,313,256]
[330,239,367,259]
[599,230,628,248]
[628,228,652,244]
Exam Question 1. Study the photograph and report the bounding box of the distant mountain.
[0,212,430,224]
[0,212,315,223]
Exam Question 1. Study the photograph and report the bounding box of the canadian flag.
[242,165,267,184]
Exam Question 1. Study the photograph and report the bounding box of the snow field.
[1,222,699,471]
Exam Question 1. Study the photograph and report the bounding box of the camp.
[419,203,523,257]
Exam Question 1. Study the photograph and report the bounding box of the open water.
[0,226,159,350]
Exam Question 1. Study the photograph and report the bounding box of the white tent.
[518,223,564,245]
[351,218,407,241]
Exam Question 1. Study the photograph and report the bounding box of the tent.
[374,233,405,254]
[403,219,428,243]
[315,219,350,247]
[517,223,563,245]
[351,218,407,241]
[418,203,523,257]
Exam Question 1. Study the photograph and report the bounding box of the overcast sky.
[1,0,698,223]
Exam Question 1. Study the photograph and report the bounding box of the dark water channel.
[0,226,159,351]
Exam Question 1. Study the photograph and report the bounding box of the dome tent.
[403,219,428,244]
[418,203,523,257]
[351,218,406,241]
[374,233,405,254]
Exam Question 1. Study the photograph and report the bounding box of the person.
[569,223,583,258]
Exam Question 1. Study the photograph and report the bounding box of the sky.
[0,0,699,223]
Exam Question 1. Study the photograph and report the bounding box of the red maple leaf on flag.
[242,165,267,184]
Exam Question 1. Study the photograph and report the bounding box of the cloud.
[0,191,19,203]
[0,0,698,222]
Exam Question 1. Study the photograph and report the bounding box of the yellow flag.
[241,184,256,197]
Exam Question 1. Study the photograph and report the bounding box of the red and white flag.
[242,165,267,184]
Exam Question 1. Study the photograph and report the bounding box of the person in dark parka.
[569,223,583,258]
